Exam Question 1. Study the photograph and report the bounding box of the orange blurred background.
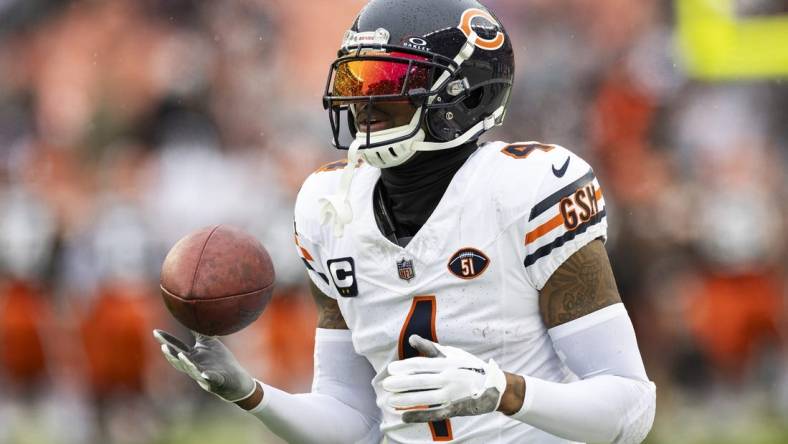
[0,1,785,443]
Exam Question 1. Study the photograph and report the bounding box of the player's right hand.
[153,329,256,403]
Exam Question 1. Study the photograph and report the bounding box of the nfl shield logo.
[397,259,415,282]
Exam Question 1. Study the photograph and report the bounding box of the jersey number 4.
[501,142,555,159]
[398,296,453,441]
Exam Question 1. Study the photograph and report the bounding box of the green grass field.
[4,397,787,444]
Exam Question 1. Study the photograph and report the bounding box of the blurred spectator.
[0,279,52,393]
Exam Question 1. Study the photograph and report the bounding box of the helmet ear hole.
[462,88,484,110]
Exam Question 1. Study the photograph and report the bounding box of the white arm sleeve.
[511,304,656,444]
[250,329,382,444]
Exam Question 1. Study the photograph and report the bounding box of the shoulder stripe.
[300,247,314,262]
[294,235,315,261]
[301,258,329,284]
[529,169,596,221]
[523,209,606,268]
[525,187,604,245]
[295,233,327,284]
[525,213,564,245]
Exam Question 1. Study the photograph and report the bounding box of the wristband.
[235,380,265,411]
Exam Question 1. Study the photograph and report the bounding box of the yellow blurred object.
[676,0,788,78]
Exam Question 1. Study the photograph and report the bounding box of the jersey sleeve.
[293,169,340,298]
[519,147,608,290]
[294,228,332,296]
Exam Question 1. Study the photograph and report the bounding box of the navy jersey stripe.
[523,209,607,268]
[301,258,329,284]
[529,169,596,221]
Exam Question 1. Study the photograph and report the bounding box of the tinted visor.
[331,52,431,100]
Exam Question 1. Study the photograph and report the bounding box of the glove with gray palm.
[153,329,261,407]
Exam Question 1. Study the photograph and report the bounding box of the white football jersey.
[294,141,607,444]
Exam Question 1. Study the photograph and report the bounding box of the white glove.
[153,329,257,403]
[382,335,507,423]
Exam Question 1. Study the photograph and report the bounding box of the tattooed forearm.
[309,280,349,329]
[539,240,621,328]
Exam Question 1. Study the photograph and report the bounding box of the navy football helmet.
[323,0,515,168]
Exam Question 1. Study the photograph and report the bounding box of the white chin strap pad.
[355,108,424,169]
[318,141,360,238]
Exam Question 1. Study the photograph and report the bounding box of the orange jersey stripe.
[294,235,315,262]
[525,213,564,245]
[300,247,314,262]
[524,188,603,245]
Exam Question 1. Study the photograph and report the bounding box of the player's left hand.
[382,335,507,423]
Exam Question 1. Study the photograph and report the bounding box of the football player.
[154,0,657,442]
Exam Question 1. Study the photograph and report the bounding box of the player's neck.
[376,141,478,242]
[382,141,478,182]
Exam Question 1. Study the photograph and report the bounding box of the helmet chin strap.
[318,140,361,238]
[413,105,506,152]
[319,30,491,237]
[318,109,424,238]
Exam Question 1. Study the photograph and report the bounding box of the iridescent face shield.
[332,51,430,98]
[323,46,460,150]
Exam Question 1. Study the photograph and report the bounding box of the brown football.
[160,225,275,336]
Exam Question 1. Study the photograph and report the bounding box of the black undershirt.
[373,142,479,247]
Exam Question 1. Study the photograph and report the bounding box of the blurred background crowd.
[0,0,785,443]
